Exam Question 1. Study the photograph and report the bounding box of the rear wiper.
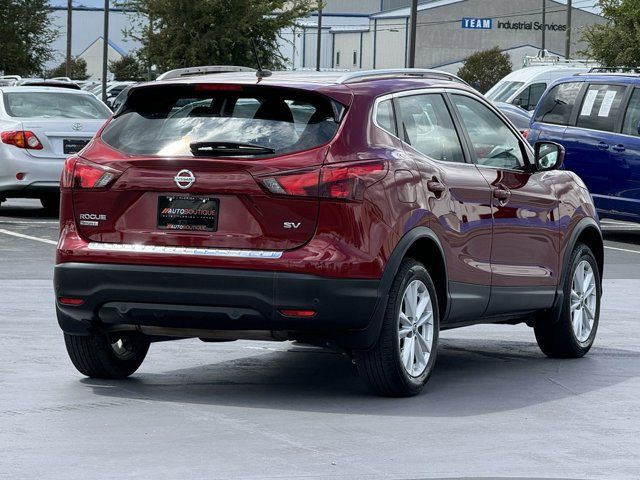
[190,141,275,157]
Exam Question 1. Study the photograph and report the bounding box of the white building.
[77,37,127,80]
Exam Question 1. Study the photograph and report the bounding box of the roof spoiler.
[156,65,257,81]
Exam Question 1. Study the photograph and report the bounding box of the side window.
[396,94,464,163]
[376,99,396,135]
[452,94,525,170]
[622,88,640,136]
[576,84,627,132]
[526,82,547,111]
[534,81,582,125]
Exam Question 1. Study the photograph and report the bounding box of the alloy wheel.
[398,279,434,377]
[570,260,597,343]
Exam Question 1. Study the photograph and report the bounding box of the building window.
[353,51,358,66]
[336,51,341,66]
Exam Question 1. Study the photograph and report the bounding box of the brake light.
[1,131,43,150]
[260,161,387,201]
[61,157,122,189]
[194,84,243,92]
[320,162,386,200]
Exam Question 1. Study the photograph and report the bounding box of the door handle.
[596,141,610,151]
[612,144,626,153]
[492,186,511,204]
[427,179,446,194]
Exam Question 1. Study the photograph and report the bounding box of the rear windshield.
[486,81,525,102]
[3,92,111,119]
[101,84,345,157]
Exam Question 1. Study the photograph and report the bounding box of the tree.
[582,0,640,67]
[109,55,145,81]
[46,57,90,80]
[457,47,512,94]
[0,0,57,76]
[118,0,315,72]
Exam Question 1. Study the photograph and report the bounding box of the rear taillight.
[1,131,43,150]
[260,161,387,201]
[61,157,122,189]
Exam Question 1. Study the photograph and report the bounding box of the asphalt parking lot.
[1,199,639,480]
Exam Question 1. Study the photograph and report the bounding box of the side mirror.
[534,141,564,172]
[512,98,522,107]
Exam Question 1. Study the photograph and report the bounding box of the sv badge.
[283,222,301,229]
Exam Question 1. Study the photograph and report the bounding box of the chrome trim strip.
[87,242,283,259]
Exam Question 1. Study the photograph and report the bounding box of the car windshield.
[486,81,525,102]
[101,85,345,157]
[3,92,111,119]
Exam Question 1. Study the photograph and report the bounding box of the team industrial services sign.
[461,17,567,32]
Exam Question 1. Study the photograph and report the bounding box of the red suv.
[55,69,603,396]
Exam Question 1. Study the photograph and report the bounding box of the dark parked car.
[528,74,640,222]
[55,69,603,396]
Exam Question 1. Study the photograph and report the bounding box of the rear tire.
[64,332,150,379]
[40,194,60,214]
[355,259,439,397]
[534,243,601,358]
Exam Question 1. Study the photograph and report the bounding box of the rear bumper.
[0,146,63,195]
[54,262,384,348]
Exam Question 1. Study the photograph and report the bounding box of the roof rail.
[335,69,469,86]
[156,65,257,81]
[588,67,640,74]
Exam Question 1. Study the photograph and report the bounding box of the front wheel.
[355,259,439,397]
[534,243,601,358]
[64,332,150,379]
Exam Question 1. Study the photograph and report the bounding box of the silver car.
[0,87,111,211]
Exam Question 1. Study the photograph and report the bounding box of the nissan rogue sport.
[54,69,603,397]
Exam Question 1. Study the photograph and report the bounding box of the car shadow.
[603,230,640,245]
[0,202,57,220]
[80,337,639,417]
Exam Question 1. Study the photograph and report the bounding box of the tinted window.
[622,88,640,136]
[397,94,464,163]
[376,99,396,134]
[513,82,547,111]
[576,84,627,132]
[101,85,343,156]
[452,94,525,170]
[534,81,582,126]
[3,92,111,119]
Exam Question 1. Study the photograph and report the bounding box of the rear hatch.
[2,89,111,159]
[71,82,348,251]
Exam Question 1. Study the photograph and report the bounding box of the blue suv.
[529,74,640,222]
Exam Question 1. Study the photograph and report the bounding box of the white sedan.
[0,86,111,211]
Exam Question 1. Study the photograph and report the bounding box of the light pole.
[565,0,572,59]
[541,0,547,52]
[316,0,322,71]
[65,0,72,78]
[408,0,418,68]
[102,0,109,103]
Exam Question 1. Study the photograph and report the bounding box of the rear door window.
[534,81,583,126]
[576,84,627,132]
[101,85,344,157]
[396,93,465,163]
